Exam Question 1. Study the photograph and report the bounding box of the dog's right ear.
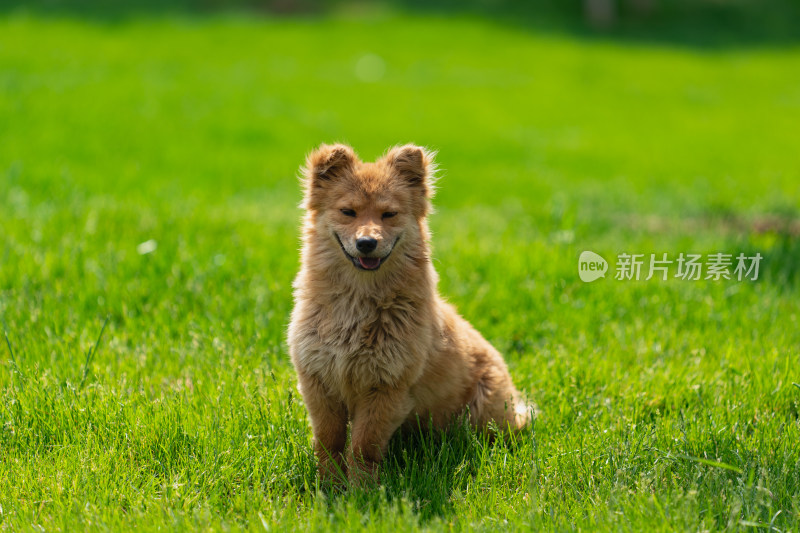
[301,144,357,210]
[305,143,356,183]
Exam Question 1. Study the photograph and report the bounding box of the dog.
[288,143,531,484]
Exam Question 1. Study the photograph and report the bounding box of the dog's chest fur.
[296,285,431,395]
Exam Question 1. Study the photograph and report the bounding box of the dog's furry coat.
[288,144,530,483]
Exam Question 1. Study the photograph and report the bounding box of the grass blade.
[79,315,110,390]
[3,321,25,388]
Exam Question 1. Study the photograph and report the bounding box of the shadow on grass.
[2,0,800,49]
[312,416,532,523]
[379,418,484,520]
[617,208,800,288]
[707,209,800,288]
[743,234,800,288]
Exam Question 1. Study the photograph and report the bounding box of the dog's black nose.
[356,237,378,254]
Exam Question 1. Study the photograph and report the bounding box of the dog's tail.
[512,396,536,430]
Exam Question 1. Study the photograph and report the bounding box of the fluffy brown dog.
[288,143,530,484]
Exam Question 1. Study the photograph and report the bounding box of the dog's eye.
[340,209,356,217]
[382,212,397,219]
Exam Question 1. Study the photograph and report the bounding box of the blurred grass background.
[5,0,800,45]
[1,1,799,531]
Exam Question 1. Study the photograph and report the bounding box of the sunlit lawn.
[1,10,799,531]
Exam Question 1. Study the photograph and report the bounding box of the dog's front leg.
[297,371,348,485]
[348,386,413,485]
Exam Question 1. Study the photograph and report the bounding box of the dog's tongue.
[358,257,381,270]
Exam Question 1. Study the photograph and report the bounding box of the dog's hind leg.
[470,362,532,433]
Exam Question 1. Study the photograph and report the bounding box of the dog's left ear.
[385,144,437,198]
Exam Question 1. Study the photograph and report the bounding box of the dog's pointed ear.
[301,144,357,210]
[305,143,357,183]
[385,144,436,198]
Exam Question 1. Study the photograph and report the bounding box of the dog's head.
[301,143,436,272]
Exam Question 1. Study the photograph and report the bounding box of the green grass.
[2,10,800,531]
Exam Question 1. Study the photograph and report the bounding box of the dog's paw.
[347,458,380,489]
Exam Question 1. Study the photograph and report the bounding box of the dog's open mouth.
[335,234,399,272]
[357,257,381,270]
